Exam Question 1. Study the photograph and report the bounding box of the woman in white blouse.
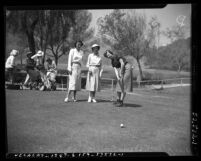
[5,49,19,84]
[64,41,84,102]
[86,44,103,103]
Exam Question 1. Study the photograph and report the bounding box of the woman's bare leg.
[120,92,126,102]
[92,91,97,102]
[73,90,77,101]
[88,91,93,102]
[23,74,30,86]
[65,89,72,102]
[117,92,121,100]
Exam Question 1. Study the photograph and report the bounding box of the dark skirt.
[116,63,133,92]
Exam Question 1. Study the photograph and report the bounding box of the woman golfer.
[64,40,84,102]
[86,44,103,103]
[104,50,133,107]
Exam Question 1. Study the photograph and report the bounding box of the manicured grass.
[6,86,191,155]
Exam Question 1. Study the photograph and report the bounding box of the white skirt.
[86,66,101,92]
[68,64,81,91]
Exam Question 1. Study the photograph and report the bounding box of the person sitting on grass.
[103,50,133,107]
[44,58,57,90]
[5,49,19,84]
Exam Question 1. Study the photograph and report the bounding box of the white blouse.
[5,55,15,68]
[67,48,84,71]
[86,53,102,68]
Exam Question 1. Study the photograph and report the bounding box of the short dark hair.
[74,40,83,47]
[103,50,114,58]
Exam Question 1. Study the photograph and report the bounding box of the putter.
[111,81,115,102]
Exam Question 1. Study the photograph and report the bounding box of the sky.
[88,4,191,46]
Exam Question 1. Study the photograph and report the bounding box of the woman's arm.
[114,67,120,80]
[67,49,73,73]
[119,58,125,77]
[99,59,103,77]
[31,53,40,59]
[86,54,90,68]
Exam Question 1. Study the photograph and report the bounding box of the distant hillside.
[146,37,191,72]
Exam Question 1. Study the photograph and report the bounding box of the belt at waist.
[89,64,101,67]
[72,62,81,66]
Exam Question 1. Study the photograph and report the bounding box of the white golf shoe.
[92,99,97,103]
[64,97,69,102]
[88,97,92,103]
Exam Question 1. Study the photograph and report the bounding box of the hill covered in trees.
[145,37,191,72]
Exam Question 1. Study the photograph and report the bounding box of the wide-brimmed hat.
[91,44,100,49]
[36,50,44,57]
[91,44,100,52]
[31,50,44,59]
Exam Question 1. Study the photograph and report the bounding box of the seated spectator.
[45,58,57,82]
[5,49,19,84]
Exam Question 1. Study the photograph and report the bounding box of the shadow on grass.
[123,103,142,108]
[75,100,142,108]
[97,99,113,103]
[76,99,88,102]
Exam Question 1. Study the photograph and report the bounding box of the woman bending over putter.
[104,50,133,107]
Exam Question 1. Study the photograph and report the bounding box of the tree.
[6,10,39,56]
[168,38,190,73]
[97,9,158,80]
[6,9,94,66]
[38,10,77,65]
[68,10,95,59]
[34,10,51,64]
[67,10,95,65]
[38,10,94,65]
[69,10,94,42]
[163,25,190,73]
[147,37,190,72]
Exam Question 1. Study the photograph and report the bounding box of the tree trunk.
[42,51,46,64]
[20,51,23,65]
[55,56,58,65]
[136,58,143,81]
[26,30,36,56]
[177,65,181,76]
[22,11,38,57]
[42,48,47,64]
